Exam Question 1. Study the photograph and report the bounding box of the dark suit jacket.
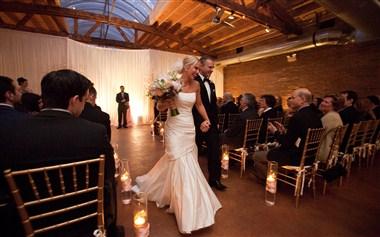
[258,108,278,143]
[80,102,111,140]
[0,104,27,122]
[220,101,239,115]
[273,106,323,163]
[339,106,360,125]
[192,75,218,133]
[116,92,129,109]
[0,110,115,236]
[222,107,258,148]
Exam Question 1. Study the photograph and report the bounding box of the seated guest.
[17,92,43,115]
[316,95,343,163]
[338,90,360,125]
[0,70,118,237]
[80,86,111,140]
[220,92,239,131]
[253,88,322,180]
[258,94,277,143]
[338,90,360,152]
[0,76,25,122]
[367,95,380,119]
[220,93,258,149]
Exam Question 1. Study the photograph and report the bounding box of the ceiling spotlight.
[228,14,235,20]
[71,6,76,10]
[265,26,271,33]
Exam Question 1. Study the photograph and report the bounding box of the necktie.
[203,78,210,84]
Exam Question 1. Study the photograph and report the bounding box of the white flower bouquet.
[147,71,182,116]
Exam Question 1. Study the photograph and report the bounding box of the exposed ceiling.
[0,0,379,59]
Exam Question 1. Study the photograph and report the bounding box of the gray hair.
[223,92,234,102]
[294,88,312,104]
[242,93,256,108]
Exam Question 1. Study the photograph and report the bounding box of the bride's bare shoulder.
[192,80,200,92]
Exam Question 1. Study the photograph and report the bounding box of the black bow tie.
[203,78,210,84]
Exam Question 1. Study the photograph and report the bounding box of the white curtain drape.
[0,28,224,125]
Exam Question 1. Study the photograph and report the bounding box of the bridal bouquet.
[147,71,182,116]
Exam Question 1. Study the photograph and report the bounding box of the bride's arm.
[194,82,211,130]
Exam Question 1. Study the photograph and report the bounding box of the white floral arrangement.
[147,70,182,116]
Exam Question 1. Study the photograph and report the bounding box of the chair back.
[4,156,106,237]
[265,117,284,143]
[325,126,345,169]
[353,121,368,147]
[158,110,168,122]
[227,113,240,130]
[363,119,379,143]
[242,118,263,149]
[299,128,325,169]
[217,113,226,133]
[344,123,360,153]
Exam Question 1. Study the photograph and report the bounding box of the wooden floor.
[112,125,380,237]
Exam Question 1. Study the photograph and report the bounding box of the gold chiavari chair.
[362,119,380,166]
[277,127,325,208]
[229,118,263,177]
[317,125,347,195]
[227,113,240,130]
[341,123,360,178]
[4,156,106,237]
[265,117,284,143]
[217,113,226,133]
[352,121,369,168]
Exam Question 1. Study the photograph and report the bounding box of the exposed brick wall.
[223,40,380,106]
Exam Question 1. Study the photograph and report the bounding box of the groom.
[193,56,226,191]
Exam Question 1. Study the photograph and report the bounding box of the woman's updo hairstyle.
[173,56,199,74]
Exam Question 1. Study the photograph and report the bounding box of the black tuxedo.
[81,102,111,140]
[220,101,239,131]
[116,92,129,127]
[258,108,278,143]
[268,106,322,166]
[192,75,221,183]
[0,110,116,237]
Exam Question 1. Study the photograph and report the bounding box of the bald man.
[253,88,322,180]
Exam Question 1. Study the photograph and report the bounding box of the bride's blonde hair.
[175,56,198,73]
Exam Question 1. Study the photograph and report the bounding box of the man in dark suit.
[0,76,26,122]
[258,94,278,143]
[221,93,258,149]
[116,85,129,128]
[338,90,360,125]
[220,92,239,132]
[81,86,111,140]
[192,56,226,191]
[0,70,119,237]
[253,88,322,180]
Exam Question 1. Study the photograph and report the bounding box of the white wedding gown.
[136,92,222,234]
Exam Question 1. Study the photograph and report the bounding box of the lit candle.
[134,210,147,228]
[120,171,131,191]
[266,174,277,194]
[150,124,154,136]
[160,127,164,136]
[222,153,229,161]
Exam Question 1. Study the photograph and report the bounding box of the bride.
[135,56,222,234]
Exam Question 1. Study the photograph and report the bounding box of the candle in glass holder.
[134,210,147,228]
[265,161,278,206]
[150,124,155,136]
[221,144,229,179]
[120,171,131,191]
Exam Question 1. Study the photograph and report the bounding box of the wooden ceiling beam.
[0,1,210,55]
[0,22,67,37]
[196,0,302,35]
[84,22,100,38]
[116,26,130,43]
[16,13,33,27]
[266,1,302,34]
[51,16,67,33]
[74,18,78,35]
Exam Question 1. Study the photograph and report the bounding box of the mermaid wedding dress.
[135,92,222,234]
